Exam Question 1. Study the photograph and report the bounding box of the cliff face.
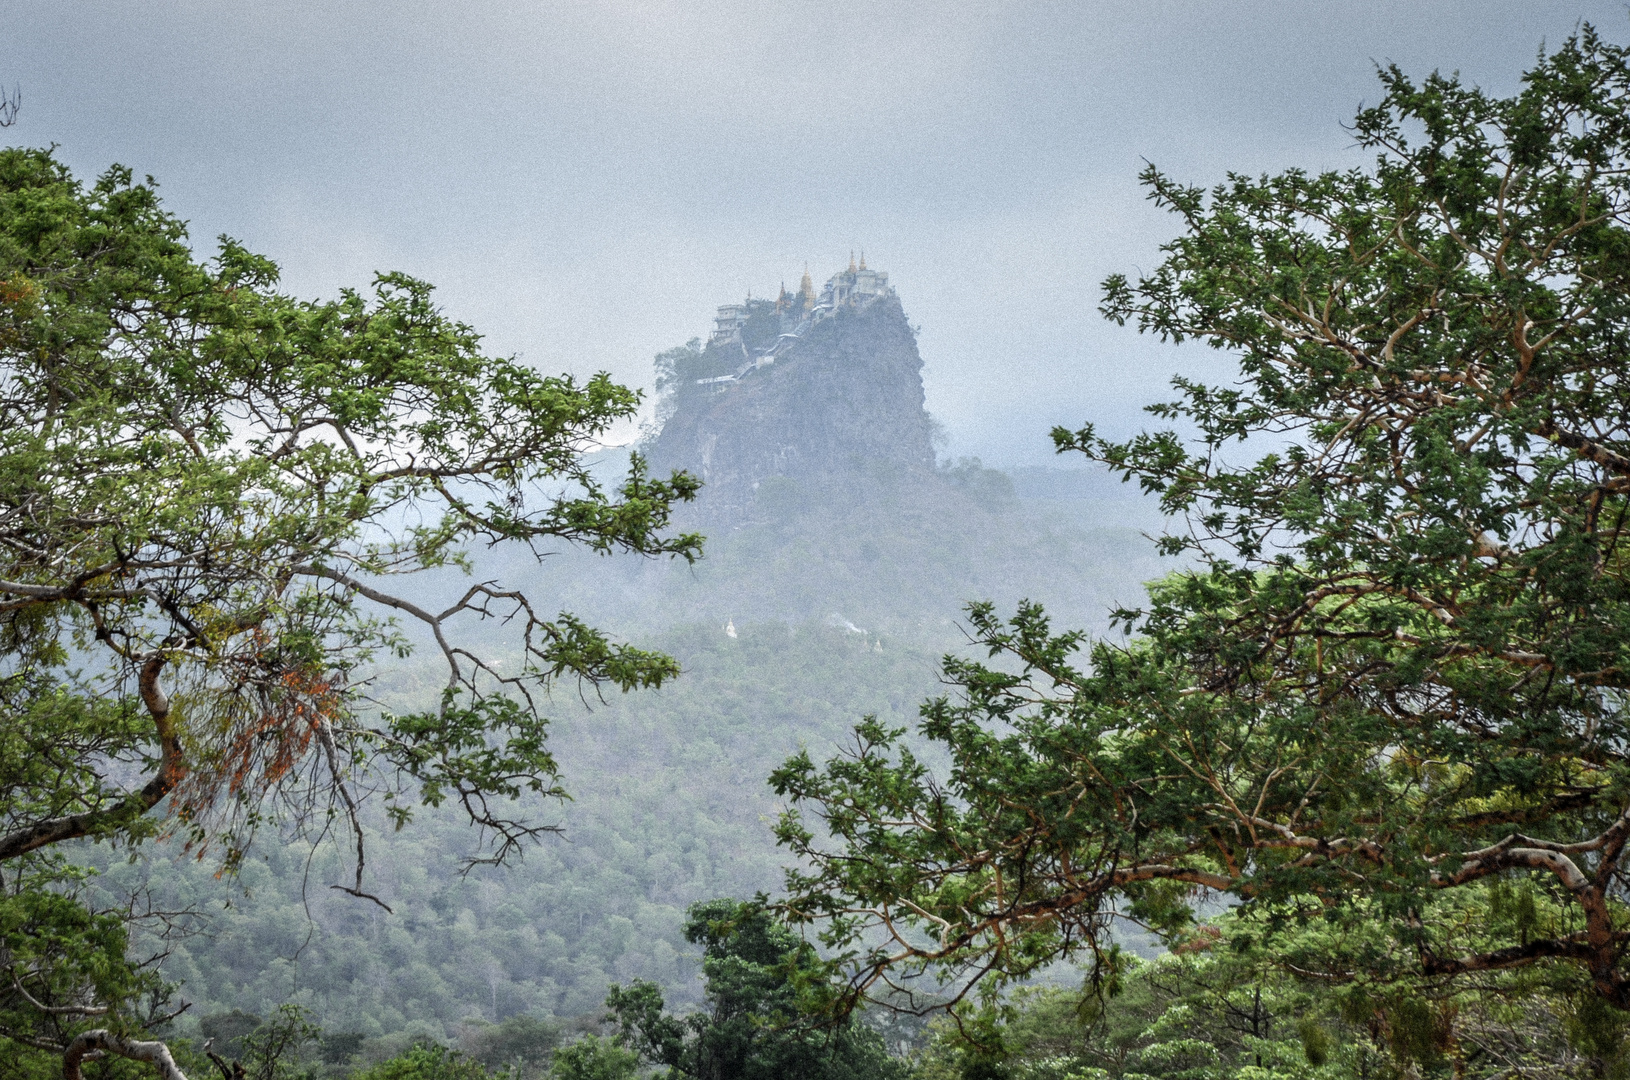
[647,294,936,522]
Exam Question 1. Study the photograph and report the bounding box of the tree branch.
[64,1030,189,1080]
[0,652,184,861]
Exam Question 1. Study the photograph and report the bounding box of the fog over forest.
[85,261,1173,1045]
[8,6,1630,1080]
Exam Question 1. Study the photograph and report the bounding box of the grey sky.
[12,1,1622,463]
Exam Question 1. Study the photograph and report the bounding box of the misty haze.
[5,6,1630,1080]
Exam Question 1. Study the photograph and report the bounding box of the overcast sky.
[11,2,1624,464]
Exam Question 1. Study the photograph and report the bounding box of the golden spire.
[858,250,867,271]
[848,251,857,273]
[799,265,815,312]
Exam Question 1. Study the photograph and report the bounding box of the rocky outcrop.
[647,293,936,523]
[529,272,1161,635]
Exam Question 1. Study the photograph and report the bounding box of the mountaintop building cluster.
[649,247,936,524]
[709,253,892,344]
[698,255,893,387]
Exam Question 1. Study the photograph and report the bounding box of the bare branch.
[64,1030,189,1080]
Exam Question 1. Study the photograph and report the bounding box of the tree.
[0,147,700,1072]
[551,1035,640,1080]
[461,1014,564,1079]
[912,913,1618,1080]
[771,25,1630,1015]
[607,899,907,1080]
[199,1005,321,1080]
[350,1043,487,1080]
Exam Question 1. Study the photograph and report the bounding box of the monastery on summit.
[647,249,935,522]
[699,255,893,386]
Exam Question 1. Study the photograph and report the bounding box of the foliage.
[647,339,705,439]
[607,898,907,1080]
[0,145,699,1068]
[549,1035,639,1080]
[647,338,733,431]
[645,299,780,433]
[199,1010,271,1061]
[68,484,1157,1037]
[77,620,947,1034]
[349,1043,487,1080]
[321,1032,367,1069]
[461,1014,563,1079]
[339,1030,636,1080]
[914,909,1630,1080]
[771,24,1630,1015]
[0,865,172,1066]
[536,457,1162,643]
[224,1005,323,1080]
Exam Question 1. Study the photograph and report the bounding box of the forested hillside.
[83,478,1164,1052]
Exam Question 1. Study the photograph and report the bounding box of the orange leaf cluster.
[170,662,345,845]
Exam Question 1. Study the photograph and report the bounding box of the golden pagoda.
[798,266,816,313]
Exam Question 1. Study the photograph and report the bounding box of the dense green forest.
[84,622,946,1034]
[79,474,1165,1043]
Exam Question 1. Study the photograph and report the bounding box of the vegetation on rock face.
[0,146,698,1074]
[773,23,1630,1022]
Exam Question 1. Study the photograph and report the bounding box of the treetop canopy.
[773,25,1630,1014]
[0,144,701,1071]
